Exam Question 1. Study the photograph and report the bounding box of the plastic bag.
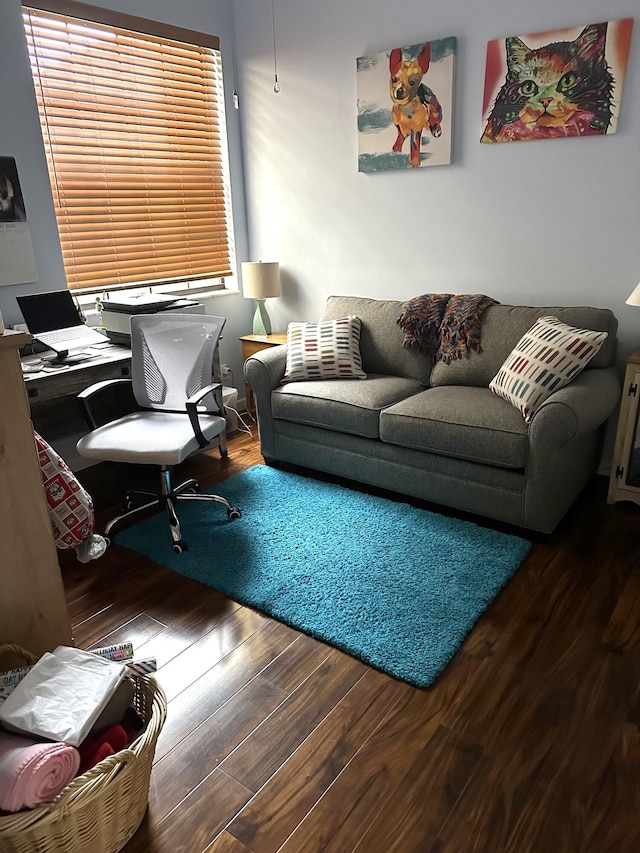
[0,647,127,746]
[34,431,108,561]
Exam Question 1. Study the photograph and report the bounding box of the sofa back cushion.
[430,304,617,388]
[322,295,431,384]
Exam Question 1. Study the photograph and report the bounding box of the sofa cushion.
[272,374,424,439]
[282,315,366,383]
[321,295,431,384]
[380,386,529,468]
[489,316,608,423]
[430,304,617,388]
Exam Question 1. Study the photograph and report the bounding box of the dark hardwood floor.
[60,427,640,853]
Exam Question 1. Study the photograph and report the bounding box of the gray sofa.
[244,295,620,533]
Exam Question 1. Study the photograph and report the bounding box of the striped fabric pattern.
[282,315,366,383]
[489,316,608,423]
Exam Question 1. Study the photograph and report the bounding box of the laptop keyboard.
[41,327,98,343]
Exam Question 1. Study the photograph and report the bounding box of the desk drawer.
[26,358,131,405]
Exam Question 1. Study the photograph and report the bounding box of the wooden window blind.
[23,4,233,293]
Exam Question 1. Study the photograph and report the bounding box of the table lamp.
[242,261,281,335]
[626,283,640,307]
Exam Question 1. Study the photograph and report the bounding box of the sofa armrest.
[522,367,621,532]
[529,367,621,445]
[244,345,287,458]
[244,344,287,393]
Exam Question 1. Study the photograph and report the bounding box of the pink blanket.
[0,731,80,812]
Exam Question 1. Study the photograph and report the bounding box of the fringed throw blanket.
[397,293,498,363]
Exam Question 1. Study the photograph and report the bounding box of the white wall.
[0,0,253,382]
[234,0,640,368]
[1,0,638,463]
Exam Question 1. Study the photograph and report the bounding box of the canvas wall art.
[357,37,456,172]
[481,18,634,143]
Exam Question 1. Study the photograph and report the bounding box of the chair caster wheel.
[173,540,188,554]
[228,507,242,520]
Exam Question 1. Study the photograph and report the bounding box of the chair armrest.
[77,378,135,430]
[529,367,621,445]
[185,382,224,448]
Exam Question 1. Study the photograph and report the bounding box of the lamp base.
[253,299,272,336]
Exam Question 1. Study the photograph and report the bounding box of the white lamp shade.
[242,261,281,300]
[626,283,640,307]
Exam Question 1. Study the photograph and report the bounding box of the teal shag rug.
[116,465,531,688]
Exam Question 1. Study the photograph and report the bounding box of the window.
[23,3,234,294]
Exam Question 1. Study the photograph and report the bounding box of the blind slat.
[58,232,227,250]
[64,245,230,263]
[24,5,232,293]
[56,211,228,225]
[65,258,233,286]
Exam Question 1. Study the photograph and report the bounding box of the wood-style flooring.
[60,426,640,853]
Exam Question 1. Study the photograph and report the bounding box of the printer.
[100,293,202,345]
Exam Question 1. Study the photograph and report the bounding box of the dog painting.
[357,37,456,172]
[390,43,443,166]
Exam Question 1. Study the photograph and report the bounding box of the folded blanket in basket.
[77,724,128,775]
[0,731,80,812]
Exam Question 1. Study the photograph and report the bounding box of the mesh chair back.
[130,314,225,412]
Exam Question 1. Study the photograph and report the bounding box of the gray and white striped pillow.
[489,316,607,422]
[282,315,366,383]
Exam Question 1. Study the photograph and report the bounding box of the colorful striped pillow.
[282,316,366,383]
[489,316,608,423]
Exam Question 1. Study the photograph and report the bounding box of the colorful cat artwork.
[481,19,634,143]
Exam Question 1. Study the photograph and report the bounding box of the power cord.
[224,404,253,438]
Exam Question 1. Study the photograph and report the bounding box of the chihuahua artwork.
[481,19,633,143]
[357,38,456,173]
[389,43,443,167]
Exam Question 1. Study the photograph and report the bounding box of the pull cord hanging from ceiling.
[272,0,280,93]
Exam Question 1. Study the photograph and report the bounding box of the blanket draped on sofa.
[397,293,498,363]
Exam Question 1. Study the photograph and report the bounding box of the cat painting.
[481,19,633,143]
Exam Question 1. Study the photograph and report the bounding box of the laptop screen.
[16,290,83,334]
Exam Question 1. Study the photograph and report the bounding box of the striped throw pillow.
[489,316,608,423]
[282,316,366,383]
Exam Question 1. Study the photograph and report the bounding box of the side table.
[240,332,287,415]
[607,346,640,507]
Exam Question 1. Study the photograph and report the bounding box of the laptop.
[16,289,107,354]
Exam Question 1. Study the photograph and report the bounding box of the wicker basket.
[0,644,167,853]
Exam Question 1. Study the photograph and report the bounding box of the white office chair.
[76,313,241,554]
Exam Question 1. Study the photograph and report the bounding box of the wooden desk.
[23,343,131,405]
[23,343,132,439]
[240,333,287,414]
[0,330,72,660]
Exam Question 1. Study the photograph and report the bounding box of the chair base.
[104,468,241,554]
